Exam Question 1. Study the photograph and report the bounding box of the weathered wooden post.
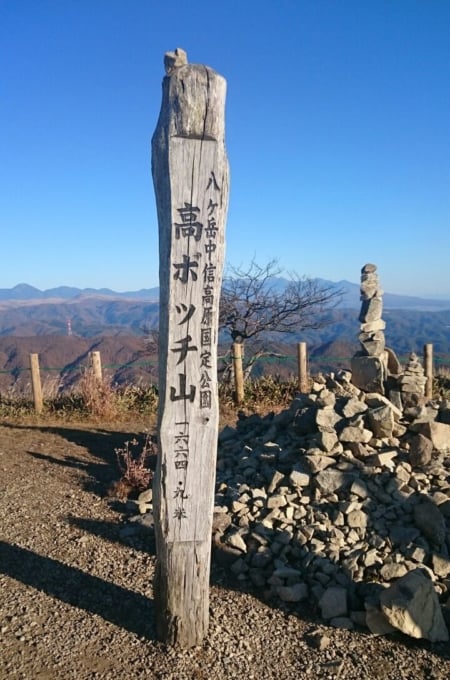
[151,48,229,647]
[89,350,103,383]
[232,342,245,404]
[297,341,308,393]
[29,353,43,414]
[424,343,433,399]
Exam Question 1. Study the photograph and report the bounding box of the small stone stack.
[399,352,427,408]
[351,264,387,393]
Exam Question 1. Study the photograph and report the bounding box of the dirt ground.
[1,417,449,680]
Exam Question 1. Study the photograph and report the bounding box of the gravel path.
[0,421,449,679]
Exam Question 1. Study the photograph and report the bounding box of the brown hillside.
[0,336,156,395]
[309,339,359,373]
[0,335,362,397]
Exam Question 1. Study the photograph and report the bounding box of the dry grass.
[219,374,299,415]
[78,368,120,419]
[1,367,449,425]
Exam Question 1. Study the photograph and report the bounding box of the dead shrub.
[114,433,156,495]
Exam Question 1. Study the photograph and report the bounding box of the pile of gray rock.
[209,371,450,642]
[127,369,450,643]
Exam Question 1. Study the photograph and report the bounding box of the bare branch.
[219,259,343,345]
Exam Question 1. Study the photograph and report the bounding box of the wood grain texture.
[151,54,229,647]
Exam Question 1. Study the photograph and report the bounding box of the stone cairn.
[351,264,429,413]
[124,375,450,643]
[119,262,450,644]
[400,352,427,408]
[351,264,387,394]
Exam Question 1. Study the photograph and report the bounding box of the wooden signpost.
[151,48,229,647]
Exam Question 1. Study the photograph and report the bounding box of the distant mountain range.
[0,281,449,358]
[2,280,450,311]
[0,281,449,391]
[0,283,160,302]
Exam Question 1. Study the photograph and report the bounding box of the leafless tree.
[219,259,342,380]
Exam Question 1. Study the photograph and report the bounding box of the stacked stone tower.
[358,263,386,355]
[351,263,388,393]
[350,264,429,408]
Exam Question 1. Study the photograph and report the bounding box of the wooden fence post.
[151,48,229,647]
[89,350,103,382]
[232,342,245,405]
[424,343,433,399]
[29,353,43,414]
[297,342,308,393]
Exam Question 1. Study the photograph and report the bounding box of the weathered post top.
[152,47,226,144]
[151,48,229,648]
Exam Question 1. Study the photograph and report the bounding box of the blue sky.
[1,0,450,297]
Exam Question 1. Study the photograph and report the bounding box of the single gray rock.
[225,531,247,553]
[369,450,398,469]
[315,470,355,494]
[413,501,446,546]
[138,488,153,503]
[304,454,336,473]
[276,583,308,602]
[365,604,397,635]
[359,296,383,324]
[365,392,403,418]
[212,512,232,534]
[266,494,287,509]
[273,566,303,579]
[385,348,403,376]
[339,425,373,444]
[432,553,450,578]
[316,408,341,431]
[368,405,394,439]
[319,586,347,620]
[409,433,433,467]
[414,421,450,453]
[347,509,368,529]
[289,469,310,488]
[379,563,409,580]
[342,397,368,418]
[380,569,449,642]
[267,470,284,493]
[360,329,386,356]
[350,478,369,499]
[350,355,385,394]
[315,430,339,452]
[305,630,331,650]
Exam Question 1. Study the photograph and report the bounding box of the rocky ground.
[208,373,450,643]
[1,408,450,679]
